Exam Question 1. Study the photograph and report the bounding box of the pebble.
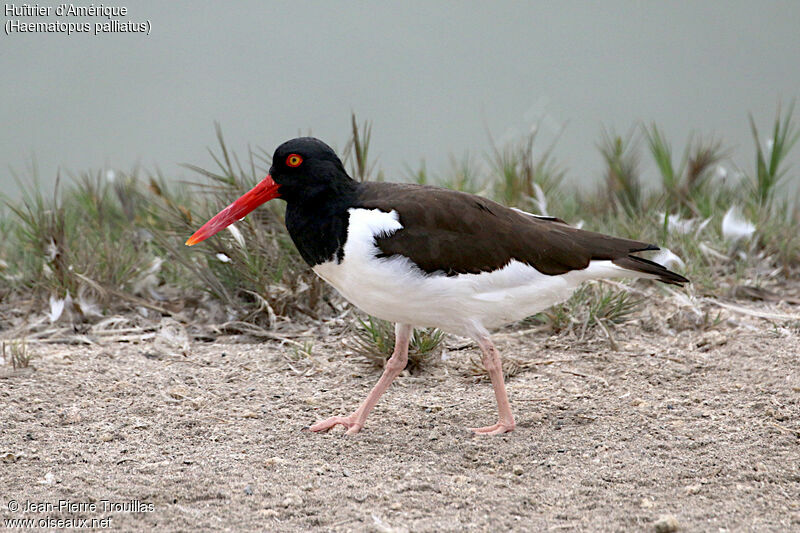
[1,451,19,463]
[653,514,680,533]
[696,330,727,351]
[167,386,190,400]
[512,465,524,476]
[684,484,702,495]
[58,408,82,425]
[282,493,303,507]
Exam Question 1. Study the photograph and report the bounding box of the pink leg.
[310,323,412,435]
[469,333,516,435]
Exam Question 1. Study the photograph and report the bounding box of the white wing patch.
[348,207,402,243]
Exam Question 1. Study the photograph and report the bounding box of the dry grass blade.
[466,353,560,381]
[216,321,308,348]
[703,298,800,321]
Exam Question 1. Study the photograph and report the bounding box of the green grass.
[2,339,33,369]
[349,315,444,373]
[644,123,728,216]
[488,129,566,211]
[1,107,798,343]
[530,282,642,335]
[597,128,642,218]
[3,172,157,311]
[749,102,799,209]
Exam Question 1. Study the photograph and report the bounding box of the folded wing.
[357,182,688,286]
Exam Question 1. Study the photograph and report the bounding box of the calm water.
[2,1,799,198]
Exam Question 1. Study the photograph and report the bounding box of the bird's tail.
[612,255,689,286]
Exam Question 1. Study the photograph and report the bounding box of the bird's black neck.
[283,182,360,267]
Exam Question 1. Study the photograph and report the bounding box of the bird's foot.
[309,414,363,435]
[469,420,516,435]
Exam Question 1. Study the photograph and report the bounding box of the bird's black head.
[269,137,355,203]
[185,136,356,246]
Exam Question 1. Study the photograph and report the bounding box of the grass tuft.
[342,113,382,183]
[2,339,33,370]
[644,124,728,216]
[748,102,799,209]
[598,128,642,217]
[531,283,641,335]
[488,129,565,211]
[349,316,444,373]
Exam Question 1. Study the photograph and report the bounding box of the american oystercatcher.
[186,137,688,435]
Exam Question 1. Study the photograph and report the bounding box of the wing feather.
[356,182,687,285]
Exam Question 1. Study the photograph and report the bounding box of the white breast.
[313,208,651,335]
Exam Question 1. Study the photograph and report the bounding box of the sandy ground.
[2,310,799,532]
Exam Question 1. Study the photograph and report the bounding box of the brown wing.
[356,182,688,285]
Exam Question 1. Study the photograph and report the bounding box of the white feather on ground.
[722,206,756,242]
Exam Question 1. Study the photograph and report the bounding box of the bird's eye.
[286,154,303,168]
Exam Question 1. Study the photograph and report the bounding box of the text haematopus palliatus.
[187,137,688,435]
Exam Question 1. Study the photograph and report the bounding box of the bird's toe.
[310,414,361,433]
[469,421,515,435]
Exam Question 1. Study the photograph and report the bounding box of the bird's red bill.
[185,175,280,246]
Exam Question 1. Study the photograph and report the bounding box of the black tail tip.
[614,255,690,286]
[659,271,690,286]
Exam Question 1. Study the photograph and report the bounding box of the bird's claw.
[469,420,515,435]
[310,414,363,434]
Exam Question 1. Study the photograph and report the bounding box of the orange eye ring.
[286,154,303,167]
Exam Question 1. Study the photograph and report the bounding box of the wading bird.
[186,137,687,435]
